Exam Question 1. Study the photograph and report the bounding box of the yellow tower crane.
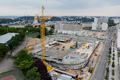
[34,6,53,71]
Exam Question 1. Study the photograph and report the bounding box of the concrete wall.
[51,59,88,69]
[102,23,108,31]
[92,22,97,30]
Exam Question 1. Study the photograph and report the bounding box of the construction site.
[25,33,104,80]
[25,6,107,80]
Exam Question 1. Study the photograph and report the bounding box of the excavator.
[34,6,53,71]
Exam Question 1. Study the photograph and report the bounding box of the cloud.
[0,0,120,16]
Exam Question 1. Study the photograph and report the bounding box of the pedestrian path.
[109,41,119,80]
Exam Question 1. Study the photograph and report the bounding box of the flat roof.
[0,33,18,44]
[45,50,70,59]
[57,74,72,80]
[32,49,71,59]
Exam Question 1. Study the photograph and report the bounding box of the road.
[0,37,30,73]
[91,27,113,80]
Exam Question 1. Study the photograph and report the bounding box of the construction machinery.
[77,75,83,80]
[34,6,53,71]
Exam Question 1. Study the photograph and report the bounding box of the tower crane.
[34,6,53,71]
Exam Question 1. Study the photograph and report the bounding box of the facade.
[113,19,120,24]
[117,25,120,51]
[92,18,108,31]
[55,22,82,35]
[102,23,108,31]
[92,23,97,30]
[94,18,108,24]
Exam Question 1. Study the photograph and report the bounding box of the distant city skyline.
[0,0,120,16]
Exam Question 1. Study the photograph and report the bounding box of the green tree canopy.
[49,28,54,35]
[24,67,42,80]
[108,54,111,58]
[11,49,32,66]
[0,44,9,57]
[18,60,34,70]
[10,36,19,46]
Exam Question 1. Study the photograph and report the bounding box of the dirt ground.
[26,38,40,49]
[58,41,75,49]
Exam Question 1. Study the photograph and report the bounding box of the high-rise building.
[92,18,108,31]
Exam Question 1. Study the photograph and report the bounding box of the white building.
[113,19,120,24]
[92,18,108,31]
[102,23,108,31]
[117,25,120,51]
[94,18,108,23]
[55,22,82,35]
[0,33,18,44]
[92,23,97,30]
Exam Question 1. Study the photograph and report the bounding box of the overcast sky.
[0,0,120,16]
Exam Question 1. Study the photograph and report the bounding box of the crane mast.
[34,6,53,71]
[40,6,45,64]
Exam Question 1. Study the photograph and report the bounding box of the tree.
[18,60,34,72]
[49,28,54,35]
[15,34,22,42]
[0,44,9,57]
[112,62,115,68]
[24,67,42,80]
[11,49,32,66]
[30,58,52,80]
[112,57,115,61]
[36,34,40,38]
[107,60,111,65]
[25,25,33,28]
[109,47,111,51]
[108,54,111,58]
[108,21,116,27]
[50,25,55,29]
[0,51,3,58]
[112,70,115,75]
[10,36,19,46]
[104,76,108,80]
[106,67,109,72]
[113,54,115,56]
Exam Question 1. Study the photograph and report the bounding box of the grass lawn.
[27,33,39,38]
[0,69,24,80]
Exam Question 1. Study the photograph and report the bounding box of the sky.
[0,0,120,16]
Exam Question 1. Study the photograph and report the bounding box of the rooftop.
[0,33,18,44]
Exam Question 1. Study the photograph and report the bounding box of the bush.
[112,70,115,75]
[24,67,42,80]
[107,60,111,65]
[109,47,111,51]
[113,54,115,56]
[104,76,109,80]
[11,49,33,74]
[108,54,111,58]
[112,62,115,68]
[112,57,115,61]
[0,44,9,58]
[106,67,109,72]
[109,50,111,54]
